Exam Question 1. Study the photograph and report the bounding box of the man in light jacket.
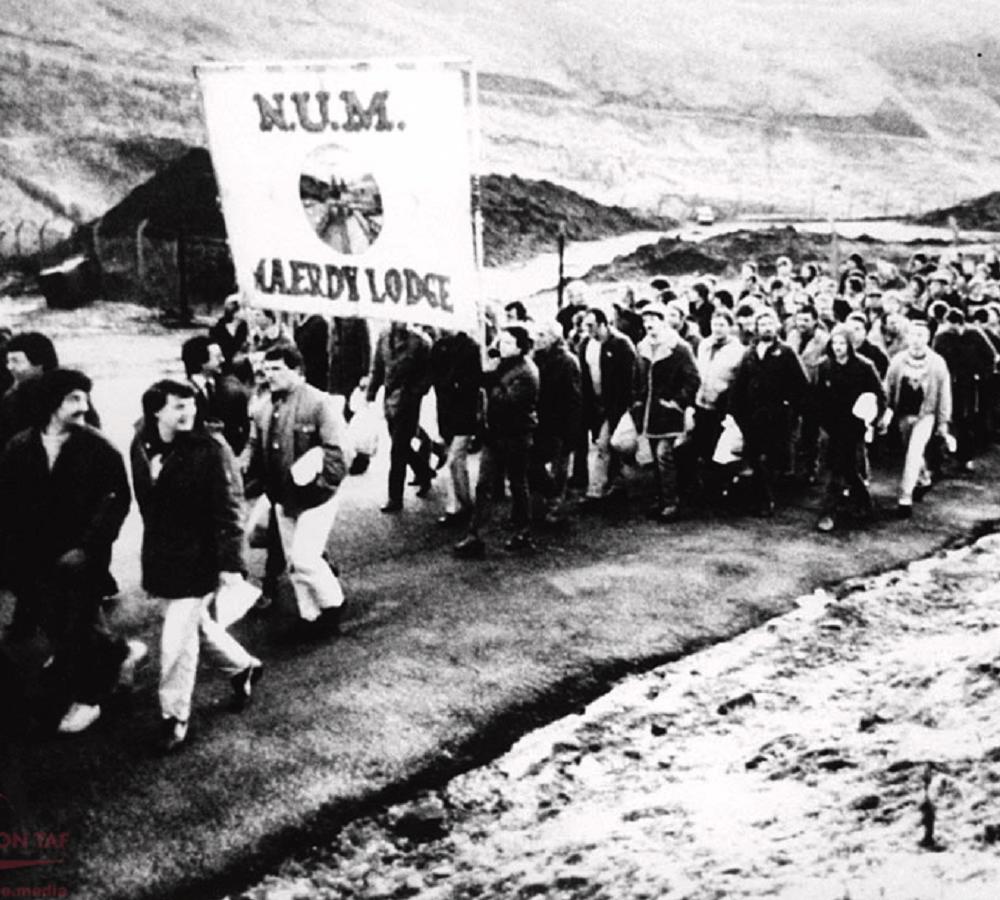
[631,303,700,521]
[886,317,953,517]
[246,345,350,631]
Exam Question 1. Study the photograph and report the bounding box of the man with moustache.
[729,309,808,516]
[0,368,144,734]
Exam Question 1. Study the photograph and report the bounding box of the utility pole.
[829,184,841,281]
[557,222,566,310]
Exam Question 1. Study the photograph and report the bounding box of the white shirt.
[585,339,602,399]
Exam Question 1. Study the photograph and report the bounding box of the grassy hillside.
[2,0,1000,254]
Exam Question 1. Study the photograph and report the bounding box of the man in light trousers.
[246,345,350,631]
[131,379,260,753]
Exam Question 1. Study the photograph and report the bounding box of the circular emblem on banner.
[300,145,383,254]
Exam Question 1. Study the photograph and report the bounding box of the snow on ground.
[242,533,1000,900]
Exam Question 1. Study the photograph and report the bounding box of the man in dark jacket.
[531,319,582,524]
[0,331,59,450]
[0,368,143,735]
[367,322,434,511]
[181,335,251,456]
[729,309,808,515]
[131,379,261,753]
[430,328,482,525]
[933,309,997,472]
[578,307,637,504]
[208,294,250,375]
[455,325,539,558]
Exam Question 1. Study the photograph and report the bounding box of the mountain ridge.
[2,1,1000,251]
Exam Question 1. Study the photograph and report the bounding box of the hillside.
[2,1,1000,255]
[915,192,1000,231]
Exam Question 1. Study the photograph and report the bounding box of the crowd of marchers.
[1,244,999,753]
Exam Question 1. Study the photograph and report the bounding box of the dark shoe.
[437,510,470,527]
[349,452,371,476]
[315,606,343,637]
[322,552,341,578]
[230,664,264,712]
[415,478,434,499]
[895,503,913,519]
[157,717,188,754]
[380,501,403,513]
[816,515,835,533]
[453,535,486,559]
[504,532,536,553]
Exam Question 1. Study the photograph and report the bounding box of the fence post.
[136,218,149,283]
[39,219,52,255]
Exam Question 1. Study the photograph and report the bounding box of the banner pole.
[466,64,488,353]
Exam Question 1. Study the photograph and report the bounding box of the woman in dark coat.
[814,324,886,532]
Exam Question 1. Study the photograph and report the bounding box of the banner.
[196,60,480,330]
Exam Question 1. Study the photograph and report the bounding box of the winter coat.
[328,317,372,397]
[695,336,744,412]
[535,340,582,452]
[367,325,432,422]
[431,331,482,440]
[729,340,808,432]
[131,426,244,599]
[208,316,249,368]
[885,349,952,430]
[0,424,130,597]
[578,329,637,435]
[934,327,997,419]
[815,351,886,440]
[246,380,348,516]
[482,355,539,441]
[632,337,700,437]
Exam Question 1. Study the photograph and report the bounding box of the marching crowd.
[1,243,1000,753]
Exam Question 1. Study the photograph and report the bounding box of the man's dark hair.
[714,289,734,309]
[181,336,212,377]
[735,302,758,319]
[263,344,304,370]
[34,368,91,427]
[7,332,58,372]
[586,307,609,328]
[502,324,533,356]
[503,300,528,322]
[141,379,196,424]
[797,305,819,321]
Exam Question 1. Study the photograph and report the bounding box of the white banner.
[196,60,480,331]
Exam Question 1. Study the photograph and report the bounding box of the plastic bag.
[610,412,639,456]
[346,401,380,458]
[712,415,744,465]
[212,575,262,629]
